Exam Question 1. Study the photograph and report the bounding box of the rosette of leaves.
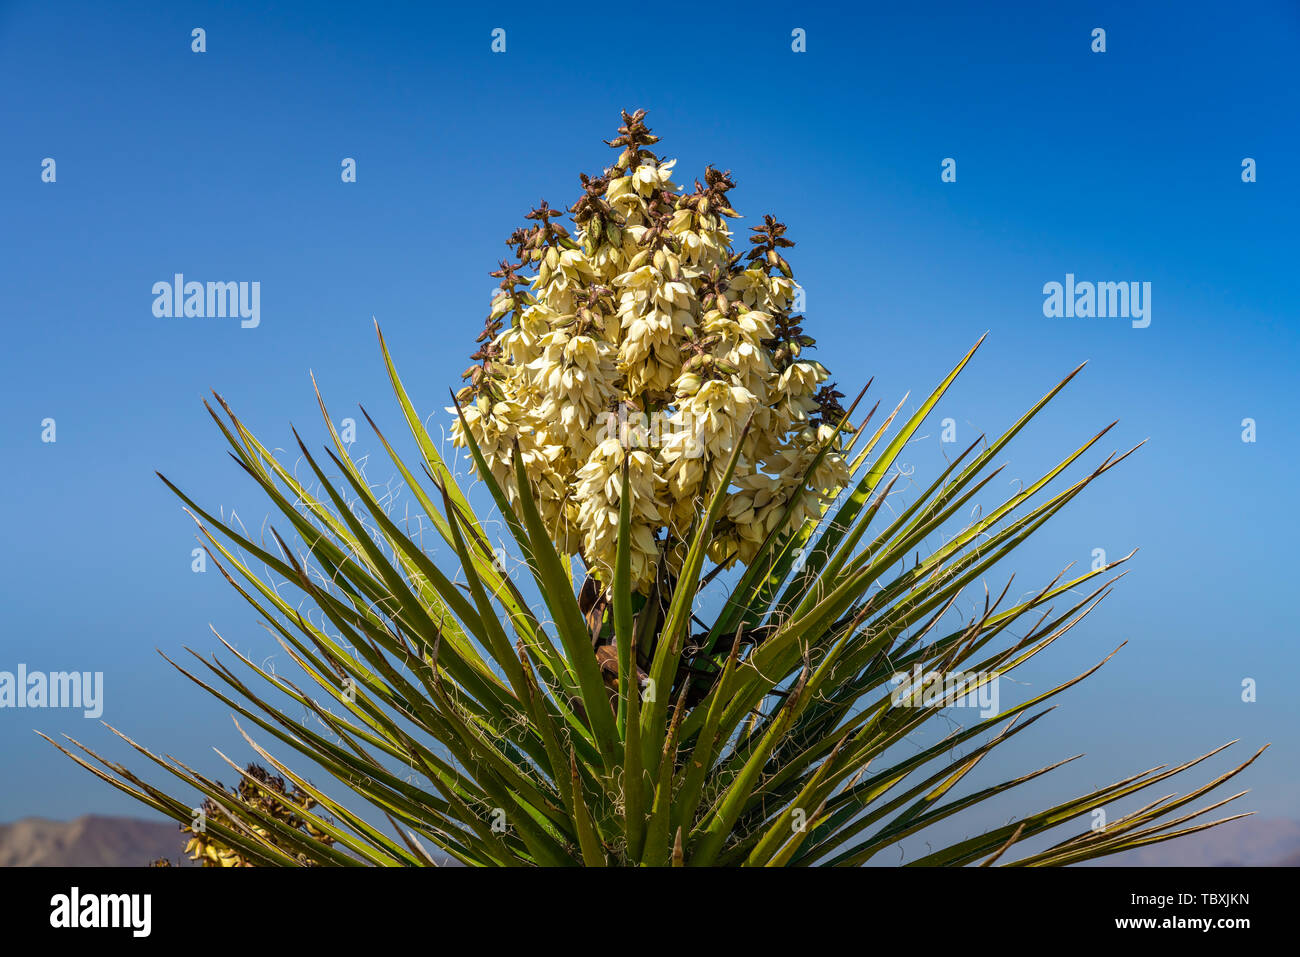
[44,113,1265,867]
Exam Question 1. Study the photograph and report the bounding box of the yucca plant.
[47,111,1263,867]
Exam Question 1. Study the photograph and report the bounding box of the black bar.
[0,866,1284,944]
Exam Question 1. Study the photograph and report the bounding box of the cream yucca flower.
[453,111,852,592]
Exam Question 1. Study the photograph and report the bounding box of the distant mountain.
[0,815,192,867]
[0,815,456,866]
[1098,817,1300,867]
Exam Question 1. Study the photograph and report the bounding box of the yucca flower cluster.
[178,764,335,867]
[452,110,851,590]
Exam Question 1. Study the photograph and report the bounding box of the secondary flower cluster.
[452,110,850,591]
[178,764,335,867]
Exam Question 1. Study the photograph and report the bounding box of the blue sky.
[1,0,1296,841]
